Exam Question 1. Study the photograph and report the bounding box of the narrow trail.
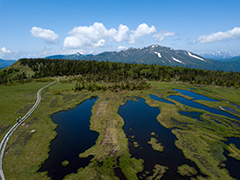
[0,79,58,180]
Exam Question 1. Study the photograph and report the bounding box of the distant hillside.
[0,59,16,69]
[212,57,240,71]
[46,52,87,60]
[221,56,240,62]
[46,45,239,72]
[200,52,240,60]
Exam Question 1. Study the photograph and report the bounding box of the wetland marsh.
[1,80,240,180]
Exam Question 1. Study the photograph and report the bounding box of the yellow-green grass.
[177,164,197,177]
[62,160,70,167]
[147,137,164,152]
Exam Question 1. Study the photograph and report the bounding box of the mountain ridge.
[45,45,240,72]
[0,59,16,69]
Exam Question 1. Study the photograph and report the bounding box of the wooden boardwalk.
[0,79,58,180]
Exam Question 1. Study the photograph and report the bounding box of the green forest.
[1,58,240,88]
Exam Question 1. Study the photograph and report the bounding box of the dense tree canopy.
[0,58,240,88]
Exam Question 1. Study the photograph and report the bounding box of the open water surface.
[40,97,98,180]
[149,94,175,104]
[173,89,219,102]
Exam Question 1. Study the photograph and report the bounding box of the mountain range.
[199,51,240,60]
[0,59,16,69]
[46,45,240,72]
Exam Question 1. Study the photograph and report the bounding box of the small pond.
[149,94,175,104]
[173,89,219,102]
[178,111,202,122]
[118,98,201,179]
[230,102,240,110]
[168,95,240,121]
[223,149,240,180]
[222,106,240,116]
[39,97,99,180]
[227,137,240,150]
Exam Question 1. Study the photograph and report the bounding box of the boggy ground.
[1,79,240,179]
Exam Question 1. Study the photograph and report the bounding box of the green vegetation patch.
[147,137,164,152]
[177,164,197,176]
[227,143,240,161]
[173,129,233,179]
[146,164,168,180]
[62,160,69,167]
[133,141,139,148]
[151,132,156,136]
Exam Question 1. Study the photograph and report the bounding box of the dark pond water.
[222,138,240,180]
[118,98,201,180]
[227,137,240,150]
[178,111,202,121]
[168,95,240,121]
[39,97,99,180]
[149,94,175,104]
[223,149,240,180]
[173,89,219,102]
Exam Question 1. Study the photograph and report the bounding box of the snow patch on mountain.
[154,52,161,58]
[172,57,184,64]
[188,52,205,61]
[151,44,159,48]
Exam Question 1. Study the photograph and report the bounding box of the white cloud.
[63,22,175,49]
[0,47,19,59]
[64,22,130,49]
[113,24,129,42]
[30,27,59,43]
[118,45,127,51]
[129,23,156,43]
[20,48,87,59]
[64,22,114,48]
[198,27,240,43]
[1,47,11,53]
[154,31,176,42]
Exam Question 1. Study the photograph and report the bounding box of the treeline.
[75,77,150,92]
[1,58,240,88]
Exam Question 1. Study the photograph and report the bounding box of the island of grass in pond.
[39,97,98,180]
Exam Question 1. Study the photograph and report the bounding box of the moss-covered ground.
[0,79,240,179]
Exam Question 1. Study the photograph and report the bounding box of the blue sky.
[0,0,240,59]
